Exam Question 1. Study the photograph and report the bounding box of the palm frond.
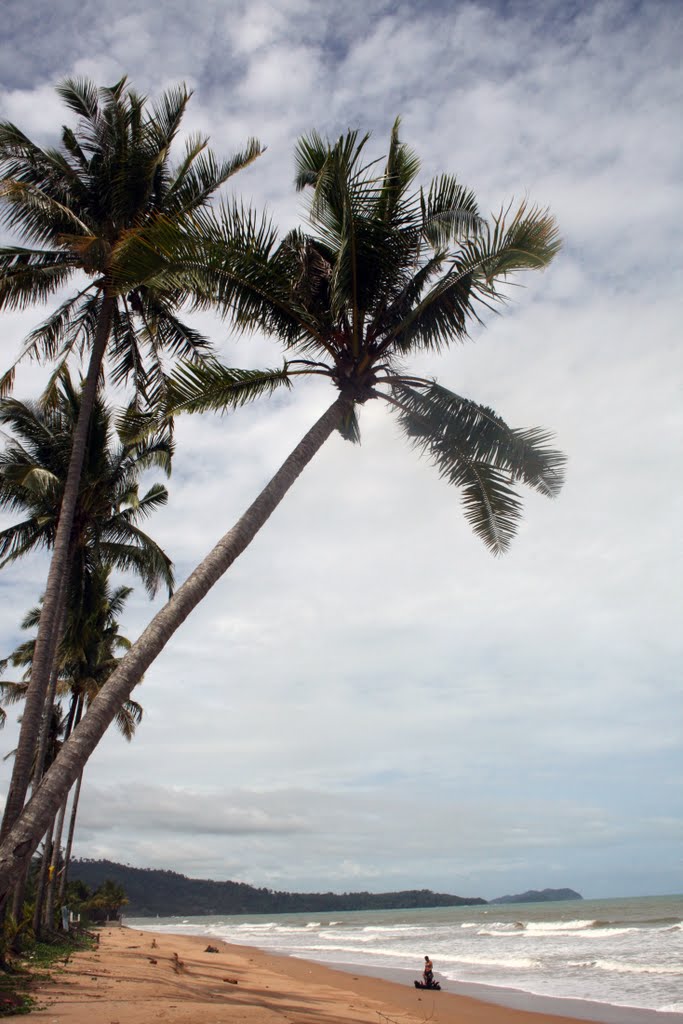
[0,518,50,566]
[117,482,169,522]
[0,246,75,311]
[461,200,562,286]
[167,359,293,416]
[148,83,191,152]
[164,136,263,216]
[337,404,361,444]
[375,117,421,226]
[97,535,173,597]
[421,174,483,247]
[0,180,93,246]
[388,381,565,553]
[55,78,100,122]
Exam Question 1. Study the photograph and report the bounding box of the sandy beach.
[14,925,612,1024]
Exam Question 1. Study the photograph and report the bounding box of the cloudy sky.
[0,0,681,902]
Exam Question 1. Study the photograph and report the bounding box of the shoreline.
[326,960,682,1024]
[18,924,683,1024]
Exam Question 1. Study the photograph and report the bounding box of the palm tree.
[44,569,141,932]
[0,77,261,837]
[1,568,142,934]
[0,370,174,603]
[0,121,565,899]
[0,369,172,889]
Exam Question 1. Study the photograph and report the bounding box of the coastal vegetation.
[0,930,98,1017]
[70,861,581,916]
[0,76,564,919]
[71,859,486,916]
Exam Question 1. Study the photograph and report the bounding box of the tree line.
[0,76,564,951]
[71,859,486,916]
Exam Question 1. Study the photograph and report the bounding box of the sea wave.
[442,953,540,970]
[524,919,597,932]
[569,959,683,976]
[360,925,428,934]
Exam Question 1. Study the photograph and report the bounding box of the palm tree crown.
[162,120,565,552]
[0,76,262,404]
[0,370,174,598]
[1,568,142,743]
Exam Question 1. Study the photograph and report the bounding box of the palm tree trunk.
[7,660,62,932]
[31,829,53,939]
[31,586,68,789]
[42,798,67,932]
[57,771,83,906]
[43,695,81,927]
[9,862,29,932]
[0,296,115,844]
[0,394,348,901]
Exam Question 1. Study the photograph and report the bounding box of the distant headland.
[70,860,580,917]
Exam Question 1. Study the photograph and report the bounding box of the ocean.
[126,894,683,1021]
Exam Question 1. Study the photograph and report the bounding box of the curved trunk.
[0,297,115,842]
[0,394,347,901]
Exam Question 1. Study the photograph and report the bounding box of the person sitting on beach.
[423,956,434,986]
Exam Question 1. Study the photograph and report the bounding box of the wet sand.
[17,925,653,1023]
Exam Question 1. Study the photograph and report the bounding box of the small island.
[489,888,582,904]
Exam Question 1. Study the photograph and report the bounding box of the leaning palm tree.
[0,77,261,837]
[0,121,565,899]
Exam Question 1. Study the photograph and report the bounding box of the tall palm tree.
[44,568,141,932]
[0,122,565,899]
[1,569,142,934]
[0,77,261,836]
[0,369,173,857]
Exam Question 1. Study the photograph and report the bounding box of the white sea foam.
[477,923,526,936]
[524,918,597,932]
[360,925,427,934]
[444,953,539,970]
[581,959,683,976]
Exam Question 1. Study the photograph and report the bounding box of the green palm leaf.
[388,382,565,552]
[0,246,75,311]
[166,359,293,416]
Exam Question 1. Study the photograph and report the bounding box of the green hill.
[70,859,487,916]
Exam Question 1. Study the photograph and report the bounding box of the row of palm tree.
[0,76,565,908]
[0,375,174,936]
[0,76,261,855]
[1,568,140,937]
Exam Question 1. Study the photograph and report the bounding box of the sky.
[0,0,681,903]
